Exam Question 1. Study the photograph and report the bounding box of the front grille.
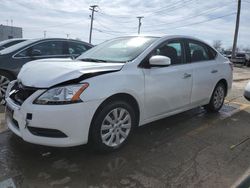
[9,82,37,105]
[27,126,67,138]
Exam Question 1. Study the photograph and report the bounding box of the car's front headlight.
[34,83,89,105]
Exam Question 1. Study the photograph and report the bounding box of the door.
[143,39,193,119]
[185,39,219,105]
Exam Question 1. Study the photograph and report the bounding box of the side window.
[16,41,64,57]
[207,46,217,60]
[188,41,210,62]
[154,41,183,65]
[68,42,88,56]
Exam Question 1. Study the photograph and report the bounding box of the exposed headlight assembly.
[34,83,89,105]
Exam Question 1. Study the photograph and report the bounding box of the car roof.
[117,34,215,50]
[118,34,210,43]
[27,38,93,46]
[0,38,92,55]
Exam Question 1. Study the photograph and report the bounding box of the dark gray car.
[0,38,93,104]
[0,38,27,50]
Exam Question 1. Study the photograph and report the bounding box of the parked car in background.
[0,38,93,104]
[0,38,27,50]
[230,53,246,65]
[244,81,250,101]
[222,50,232,59]
[245,53,250,67]
[5,35,232,152]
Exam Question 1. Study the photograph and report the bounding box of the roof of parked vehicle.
[0,38,27,45]
[0,38,92,55]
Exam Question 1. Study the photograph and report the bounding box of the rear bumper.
[230,58,246,64]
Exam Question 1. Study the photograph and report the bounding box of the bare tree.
[213,40,222,51]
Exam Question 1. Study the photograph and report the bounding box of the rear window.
[187,40,217,62]
[236,53,245,58]
[207,46,217,60]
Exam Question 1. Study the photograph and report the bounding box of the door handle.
[211,70,218,73]
[183,73,192,79]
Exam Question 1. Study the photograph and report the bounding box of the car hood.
[18,59,124,88]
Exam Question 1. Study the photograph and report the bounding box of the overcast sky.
[0,0,249,48]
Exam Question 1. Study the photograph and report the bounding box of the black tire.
[246,61,250,67]
[0,71,15,105]
[204,82,226,113]
[90,100,136,152]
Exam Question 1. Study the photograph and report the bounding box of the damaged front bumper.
[5,81,102,147]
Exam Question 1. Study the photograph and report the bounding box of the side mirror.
[149,55,171,66]
[30,49,42,56]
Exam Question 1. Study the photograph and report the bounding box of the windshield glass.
[77,36,158,63]
[0,39,37,54]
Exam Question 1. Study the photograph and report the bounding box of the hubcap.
[213,86,225,109]
[0,75,10,104]
[101,108,131,147]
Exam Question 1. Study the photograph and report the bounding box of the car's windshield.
[0,39,37,54]
[77,36,158,63]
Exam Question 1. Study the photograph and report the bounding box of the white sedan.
[5,35,233,152]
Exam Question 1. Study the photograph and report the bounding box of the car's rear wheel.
[204,82,226,112]
[0,71,14,105]
[90,100,136,152]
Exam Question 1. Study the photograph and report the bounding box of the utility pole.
[89,5,98,44]
[232,0,241,59]
[11,19,13,36]
[137,16,144,34]
[43,30,46,38]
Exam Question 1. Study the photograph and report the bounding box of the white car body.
[244,81,250,101]
[5,35,233,147]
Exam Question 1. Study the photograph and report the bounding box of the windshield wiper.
[79,58,107,62]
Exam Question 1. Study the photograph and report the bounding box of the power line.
[95,19,133,33]
[145,0,195,16]
[96,17,137,28]
[171,12,236,29]
[142,2,236,28]
[93,28,121,36]
[143,12,236,32]
[96,0,193,19]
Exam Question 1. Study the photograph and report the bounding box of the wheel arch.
[217,79,228,96]
[88,93,140,140]
[0,69,16,80]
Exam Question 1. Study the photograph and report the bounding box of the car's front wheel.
[205,82,226,112]
[90,100,136,152]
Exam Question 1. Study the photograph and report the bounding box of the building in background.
[0,25,22,41]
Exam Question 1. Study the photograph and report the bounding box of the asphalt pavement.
[0,66,250,188]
